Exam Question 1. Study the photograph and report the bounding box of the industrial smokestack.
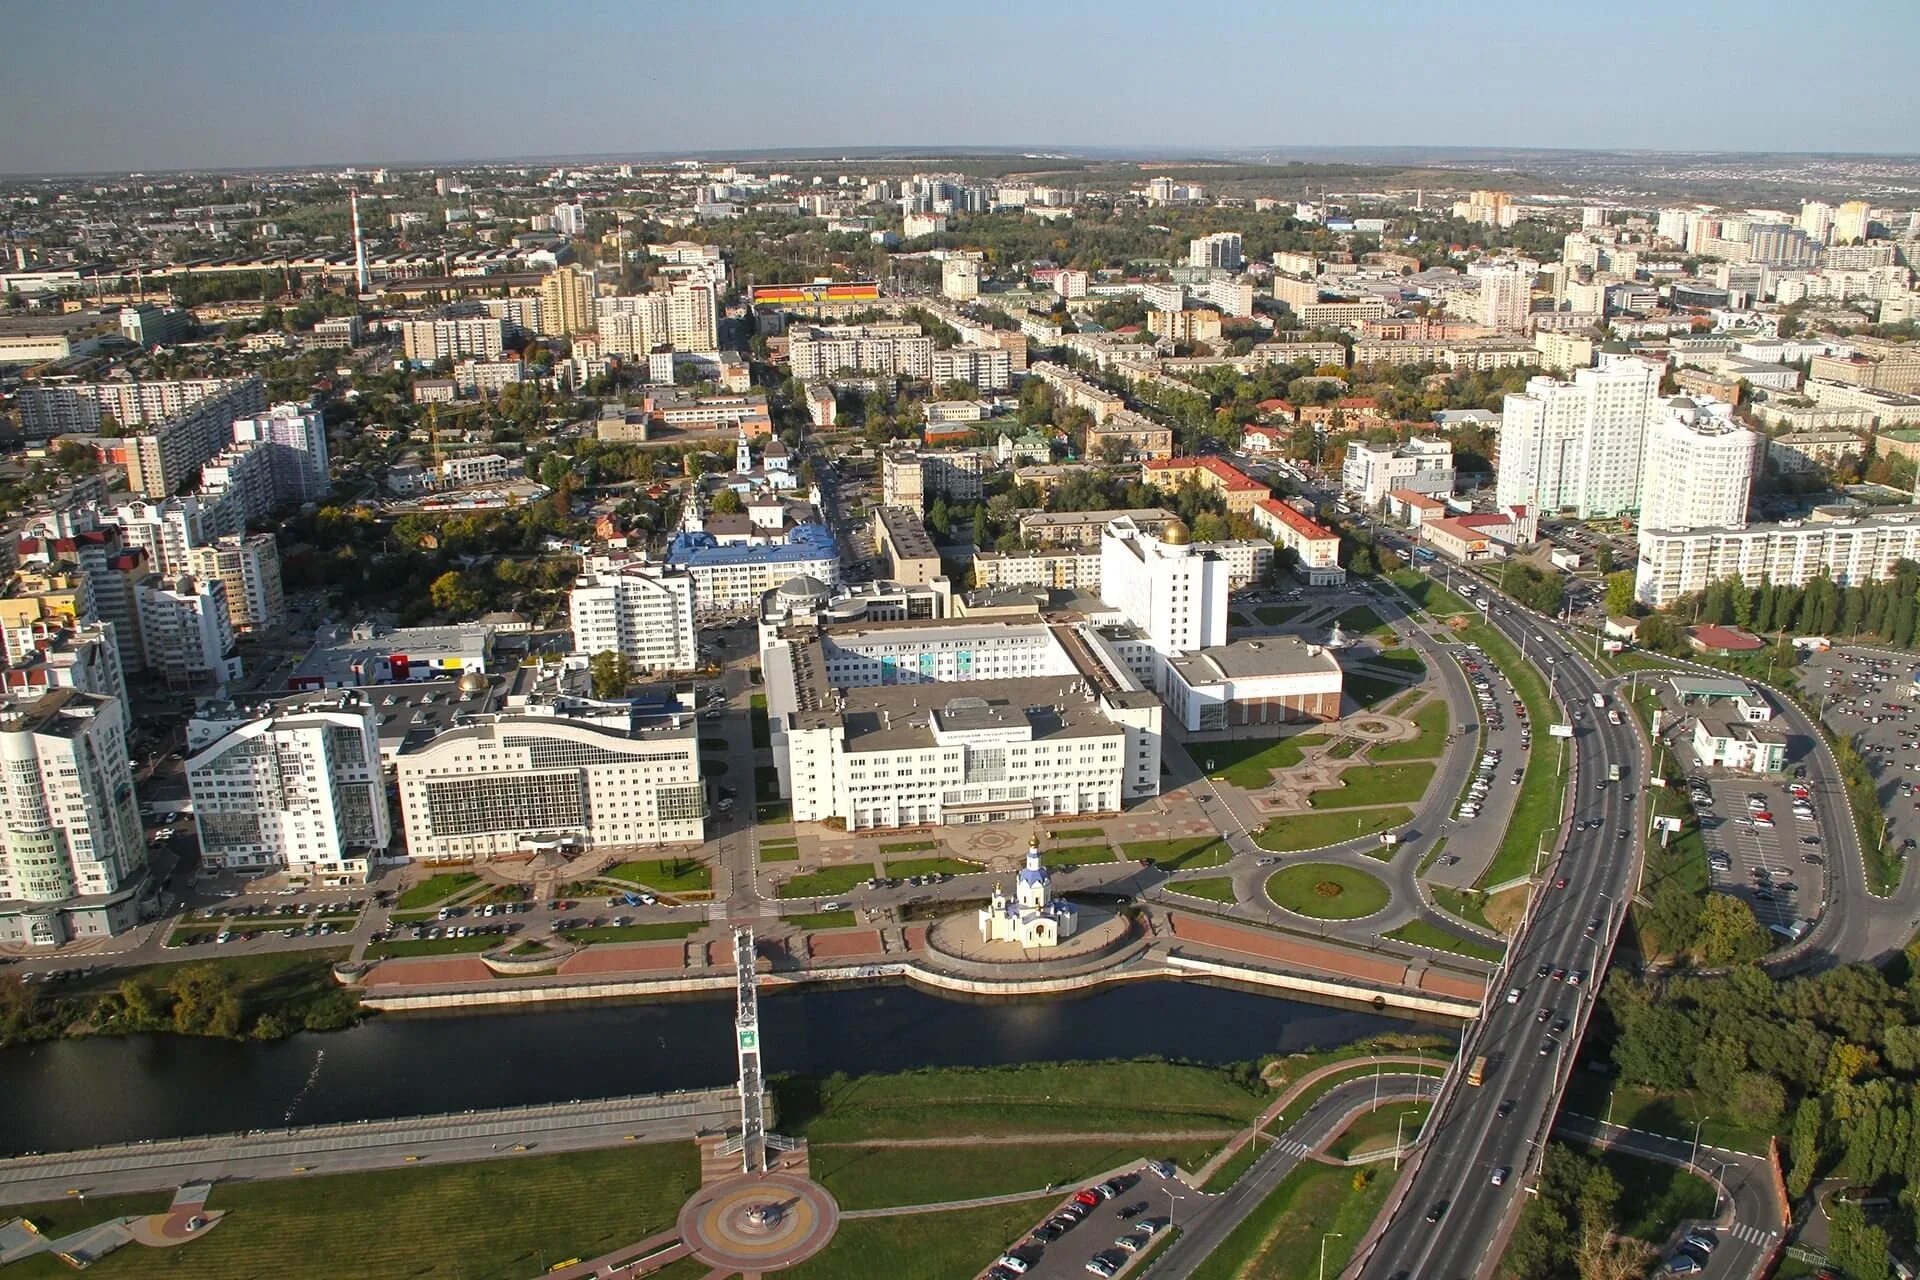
[350,189,370,294]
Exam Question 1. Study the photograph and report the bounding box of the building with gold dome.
[1098,514,1230,692]
[980,841,1079,946]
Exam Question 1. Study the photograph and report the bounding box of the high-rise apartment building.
[400,315,509,363]
[567,560,697,673]
[941,256,980,301]
[110,498,208,579]
[1636,398,1763,532]
[1477,265,1532,331]
[0,689,146,945]
[538,265,594,337]
[186,695,389,883]
[1098,516,1228,690]
[186,533,285,633]
[229,402,330,502]
[16,376,264,440]
[1496,353,1663,519]
[1798,201,1836,243]
[122,378,272,499]
[1188,232,1244,271]
[1832,200,1873,245]
[552,201,588,237]
[136,574,236,689]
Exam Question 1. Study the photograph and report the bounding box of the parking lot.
[1802,646,1920,863]
[1693,772,1826,940]
[974,1167,1175,1280]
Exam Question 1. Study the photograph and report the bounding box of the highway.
[1354,593,1646,1280]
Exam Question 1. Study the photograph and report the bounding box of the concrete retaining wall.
[1163,954,1481,1019]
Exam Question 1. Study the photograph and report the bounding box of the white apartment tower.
[1189,232,1244,271]
[1496,353,1663,519]
[568,560,698,673]
[136,575,236,689]
[1098,516,1228,689]
[186,533,285,634]
[186,697,390,884]
[1477,265,1532,331]
[229,402,331,503]
[1636,398,1764,533]
[0,690,146,944]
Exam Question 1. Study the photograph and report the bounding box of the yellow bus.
[1467,1055,1489,1087]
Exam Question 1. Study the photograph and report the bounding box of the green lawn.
[879,839,938,854]
[1384,919,1505,962]
[885,855,981,878]
[1326,737,1364,759]
[699,736,728,752]
[771,1060,1273,1144]
[1197,733,1325,789]
[1227,610,1253,628]
[602,858,712,893]
[1390,568,1474,617]
[365,934,500,959]
[1325,1101,1430,1160]
[755,801,792,824]
[1371,698,1452,762]
[1039,844,1115,868]
[1172,876,1239,904]
[1429,884,1496,932]
[1345,671,1409,708]
[749,692,770,749]
[785,909,858,931]
[395,872,479,910]
[1369,647,1428,679]
[559,922,701,945]
[1255,604,1308,625]
[1559,1078,1772,1156]
[1050,827,1107,839]
[1384,689,1424,715]
[1307,761,1436,809]
[1463,618,1568,890]
[1332,604,1394,638]
[1185,1155,1397,1280]
[1123,836,1235,870]
[1255,807,1413,853]
[775,863,877,900]
[809,1138,1223,1212]
[700,757,727,777]
[1264,863,1392,919]
[0,1144,701,1280]
[759,842,801,863]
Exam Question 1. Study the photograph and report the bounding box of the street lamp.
[1690,1115,1710,1171]
[1395,1107,1422,1171]
[1320,1231,1344,1280]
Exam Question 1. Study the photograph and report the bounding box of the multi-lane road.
[1355,595,1645,1280]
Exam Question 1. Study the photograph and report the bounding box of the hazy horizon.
[3,0,1916,175]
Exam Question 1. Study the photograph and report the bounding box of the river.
[0,979,1451,1155]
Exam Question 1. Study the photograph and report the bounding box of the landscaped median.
[1461,616,1568,890]
[774,863,876,900]
[1306,761,1436,809]
[1264,863,1391,920]
[1254,807,1414,854]
[1169,876,1238,904]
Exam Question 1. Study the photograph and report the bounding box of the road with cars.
[1355,587,1647,1280]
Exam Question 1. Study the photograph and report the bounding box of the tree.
[926,497,952,539]
[710,488,744,516]
[588,650,633,699]
[1594,543,1613,574]
[428,570,484,617]
[1603,572,1637,618]
[1697,893,1769,964]
[1827,1200,1891,1280]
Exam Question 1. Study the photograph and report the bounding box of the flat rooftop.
[1167,635,1343,684]
[823,676,1123,753]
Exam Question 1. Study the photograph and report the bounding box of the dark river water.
[0,979,1452,1155]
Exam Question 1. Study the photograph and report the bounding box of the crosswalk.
[1274,1136,1313,1159]
[1729,1222,1773,1246]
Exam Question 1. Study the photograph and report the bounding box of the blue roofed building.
[665,522,842,615]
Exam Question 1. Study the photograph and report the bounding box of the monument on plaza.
[978,841,1079,946]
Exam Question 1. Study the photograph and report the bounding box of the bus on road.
[1467,1055,1489,1087]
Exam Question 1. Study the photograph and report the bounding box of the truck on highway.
[1467,1054,1489,1087]
[1608,764,1622,782]
[1592,692,1607,709]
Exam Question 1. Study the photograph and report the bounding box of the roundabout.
[1265,862,1393,921]
[677,1170,839,1272]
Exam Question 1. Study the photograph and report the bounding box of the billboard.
[1548,723,1575,738]
[749,280,880,307]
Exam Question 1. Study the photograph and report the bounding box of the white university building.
[568,559,698,673]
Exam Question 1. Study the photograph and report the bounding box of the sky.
[2,0,1916,174]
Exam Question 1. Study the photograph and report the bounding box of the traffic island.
[1265,863,1393,921]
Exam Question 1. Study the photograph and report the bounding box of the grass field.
[1255,604,1308,626]
[1227,610,1253,628]
[0,1144,701,1280]
[1384,918,1504,962]
[1049,827,1107,840]
[395,872,478,910]
[1327,737,1364,759]
[1197,733,1325,789]
[758,842,801,863]
[1345,671,1410,708]
[1371,698,1451,763]
[755,801,791,824]
[1122,836,1234,870]
[1325,1102,1430,1160]
[884,855,980,878]
[1369,647,1428,679]
[1264,863,1391,919]
[700,757,727,777]
[1039,844,1115,868]
[775,863,877,900]
[1332,604,1394,638]
[1171,876,1239,904]
[1254,807,1413,853]
[777,1197,1058,1280]
[559,922,701,945]
[699,736,727,753]
[772,1060,1273,1144]
[1559,1078,1771,1156]
[602,858,712,893]
[809,1138,1223,1212]
[879,840,937,854]
[755,764,781,801]
[1184,1155,1396,1280]
[1307,761,1436,809]
[1390,568,1475,617]
[365,934,502,959]
[784,909,858,931]
[1429,884,1497,932]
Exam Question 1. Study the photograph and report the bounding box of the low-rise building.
[1252,499,1344,584]
[1162,635,1344,732]
[1341,438,1455,508]
[1143,456,1268,514]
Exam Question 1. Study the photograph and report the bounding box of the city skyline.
[3,0,1917,174]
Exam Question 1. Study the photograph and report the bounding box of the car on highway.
[1490,1165,1509,1186]
[1496,1099,1515,1117]
[1425,1200,1450,1223]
